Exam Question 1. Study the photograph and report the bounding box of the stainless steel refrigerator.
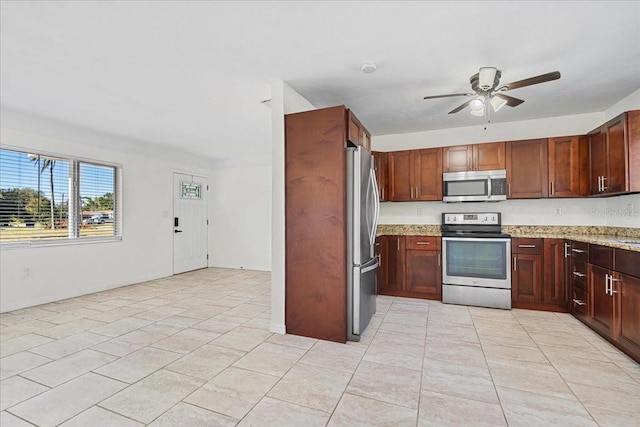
[346,146,380,341]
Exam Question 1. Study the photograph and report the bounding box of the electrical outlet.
[417,208,423,216]
[554,207,562,216]
[23,267,32,278]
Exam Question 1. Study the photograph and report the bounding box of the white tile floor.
[1,268,639,426]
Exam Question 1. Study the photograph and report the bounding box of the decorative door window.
[180,182,201,199]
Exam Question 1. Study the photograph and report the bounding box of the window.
[0,148,121,244]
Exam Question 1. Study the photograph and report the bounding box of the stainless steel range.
[441,212,512,309]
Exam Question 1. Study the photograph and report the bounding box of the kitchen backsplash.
[379,193,640,228]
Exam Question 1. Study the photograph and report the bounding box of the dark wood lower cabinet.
[378,235,405,294]
[378,235,441,300]
[405,248,441,298]
[543,239,567,309]
[616,273,640,360]
[512,253,542,305]
[589,264,615,337]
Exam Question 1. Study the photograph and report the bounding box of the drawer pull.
[572,248,587,253]
[518,244,537,248]
[416,242,431,245]
[572,299,586,306]
[572,272,586,277]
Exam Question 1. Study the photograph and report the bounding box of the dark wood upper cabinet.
[372,151,388,201]
[589,110,640,196]
[548,136,589,197]
[506,139,549,199]
[388,148,442,201]
[347,110,371,151]
[414,148,443,201]
[388,150,413,201]
[443,142,505,172]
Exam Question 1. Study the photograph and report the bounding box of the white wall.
[0,114,212,312]
[270,82,315,334]
[374,91,640,229]
[209,163,272,271]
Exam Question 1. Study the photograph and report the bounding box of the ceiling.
[1,1,639,163]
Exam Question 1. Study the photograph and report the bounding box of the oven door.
[442,237,511,289]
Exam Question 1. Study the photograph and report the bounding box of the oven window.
[444,179,487,196]
[446,240,507,280]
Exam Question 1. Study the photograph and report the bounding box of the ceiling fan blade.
[423,93,472,100]
[494,93,524,107]
[448,99,473,114]
[502,71,561,91]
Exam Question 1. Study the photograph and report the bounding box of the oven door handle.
[487,176,492,200]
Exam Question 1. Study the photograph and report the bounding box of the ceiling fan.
[423,67,561,116]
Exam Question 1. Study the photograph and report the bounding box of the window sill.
[0,236,123,250]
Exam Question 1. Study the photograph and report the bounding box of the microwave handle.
[487,176,492,199]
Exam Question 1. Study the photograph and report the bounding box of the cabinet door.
[506,139,549,198]
[373,151,388,201]
[405,249,441,297]
[347,111,363,146]
[589,129,607,195]
[443,145,471,172]
[544,239,566,308]
[379,235,405,293]
[606,114,627,193]
[512,254,543,304]
[589,264,615,338]
[388,151,413,201]
[414,147,442,201]
[615,272,640,361]
[548,136,586,197]
[474,142,506,170]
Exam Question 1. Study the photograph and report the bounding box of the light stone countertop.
[377,225,640,252]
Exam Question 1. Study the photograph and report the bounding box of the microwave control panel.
[443,213,501,225]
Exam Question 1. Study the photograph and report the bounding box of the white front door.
[173,172,208,274]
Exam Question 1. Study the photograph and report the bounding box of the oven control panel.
[443,212,501,225]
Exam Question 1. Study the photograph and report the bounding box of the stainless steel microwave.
[442,169,507,202]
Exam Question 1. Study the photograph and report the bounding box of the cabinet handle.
[572,271,586,277]
[508,183,511,196]
[564,242,570,258]
[513,257,517,271]
[381,188,385,200]
[601,176,608,191]
[416,242,431,245]
[550,181,554,196]
[610,276,621,295]
[572,299,586,306]
[397,239,400,251]
[410,187,414,199]
[605,273,611,295]
[437,252,441,267]
[518,244,537,248]
[571,248,586,253]
[598,176,602,192]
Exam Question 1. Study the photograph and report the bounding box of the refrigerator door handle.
[369,168,380,249]
[361,259,379,274]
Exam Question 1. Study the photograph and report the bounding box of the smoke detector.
[361,62,377,74]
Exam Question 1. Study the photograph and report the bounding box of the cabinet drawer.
[406,236,440,250]
[512,238,543,255]
[571,241,589,261]
[571,286,589,319]
[572,259,588,291]
[615,248,640,278]
[589,244,613,269]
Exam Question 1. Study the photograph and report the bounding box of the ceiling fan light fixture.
[479,67,497,90]
[490,96,508,112]
[469,97,484,110]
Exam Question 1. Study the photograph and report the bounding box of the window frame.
[0,145,123,249]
